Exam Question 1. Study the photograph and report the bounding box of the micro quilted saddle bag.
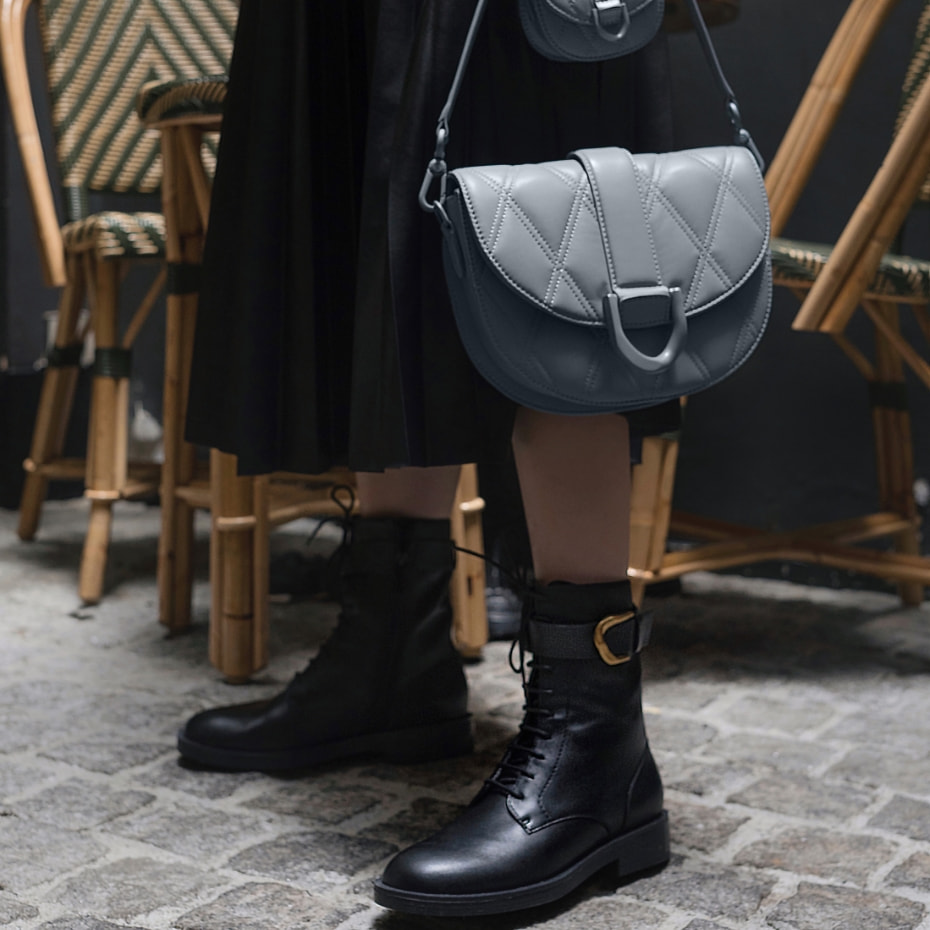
[518,0,665,62]
[420,0,771,415]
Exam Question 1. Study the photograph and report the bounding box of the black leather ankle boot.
[177,517,472,771]
[374,579,668,917]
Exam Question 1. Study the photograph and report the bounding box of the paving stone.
[735,826,898,885]
[660,756,756,799]
[640,680,720,712]
[39,919,147,930]
[0,763,57,799]
[15,777,155,830]
[0,679,91,709]
[228,831,397,889]
[524,894,668,929]
[0,816,106,891]
[822,697,930,753]
[631,858,774,920]
[360,797,465,847]
[721,694,835,734]
[173,882,363,930]
[104,799,280,860]
[51,857,227,921]
[869,795,930,842]
[828,748,930,796]
[667,799,748,853]
[360,755,488,792]
[0,894,39,925]
[727,773,874,822]
[135,757,265,798]
[0,707,89,753]
[245,780,391,825]
[82,693,194,738]
[646,715,718,754]
[40,739,170,774]
[767,882,925,930]
[702,733,834,774]
[886,852,930,892]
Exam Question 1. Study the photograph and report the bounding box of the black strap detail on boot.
[46,343,84,367]
[93,347,132,379]
[527,611,653,664]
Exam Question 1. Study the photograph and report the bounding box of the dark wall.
[667,0,930,562]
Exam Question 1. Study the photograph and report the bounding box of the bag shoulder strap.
[420,0,763,213]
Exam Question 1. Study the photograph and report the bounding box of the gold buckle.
[593,612,636,665]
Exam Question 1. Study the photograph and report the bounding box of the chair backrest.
[0,0,237,286]
[785,0,930,333]
[764,0,903,239]
[894,1,930,203]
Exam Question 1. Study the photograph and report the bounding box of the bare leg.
[356,466,461,520]
[511,408,630,584]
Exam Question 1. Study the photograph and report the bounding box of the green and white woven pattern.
[61,210,166,261]
[772,237,930,302]
[895,1,930,203]
[38,0,237,219]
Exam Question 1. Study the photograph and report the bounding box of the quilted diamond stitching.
[637,149,768,310]
[688,148,769,235]
[469,165,601,321]
[636,154,737,305]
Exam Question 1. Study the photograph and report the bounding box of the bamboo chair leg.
[18,254,86,541]
[170,293,199,630]
[450,464,488,659]
[210,449,257,682]
[871,302,923,605]
[79,259,125,604]
[158,287,198,631]
[629,431,681,606]
[158,124,203,632]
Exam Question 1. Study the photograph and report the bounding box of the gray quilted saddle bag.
[420,0,771,415]
[518,0,665,62]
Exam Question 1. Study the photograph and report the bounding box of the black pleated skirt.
[185,0,675,474]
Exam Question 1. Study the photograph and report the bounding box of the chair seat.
[772,236,930,302]
[61,211,166,262]
[136,76,228,125]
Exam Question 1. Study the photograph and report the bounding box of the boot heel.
[614,811,670,880]
[383,715,474,764]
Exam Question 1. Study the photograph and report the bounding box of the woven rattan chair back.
[895,1,930,203]
[38,0,236,222]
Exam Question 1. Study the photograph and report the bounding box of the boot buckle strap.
[527,611,652,663]
[594,612,637,665]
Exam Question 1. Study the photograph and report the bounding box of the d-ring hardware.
[603,285,687,373]
[594,612,636,665]
[592,0,631,41]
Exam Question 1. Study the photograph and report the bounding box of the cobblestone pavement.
[3,501,930,929]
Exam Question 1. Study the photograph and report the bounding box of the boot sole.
[373,811,670,917]
[176,715,473,772]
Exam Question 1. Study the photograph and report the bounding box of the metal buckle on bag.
[592,0,631,41]
[593,611,636,666]
[603,285,686,373]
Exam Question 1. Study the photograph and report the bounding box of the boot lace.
[287,486,365,690]
[483,614,555,801]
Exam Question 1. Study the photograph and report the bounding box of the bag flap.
[542,0,655,25]
[448,146,770,326]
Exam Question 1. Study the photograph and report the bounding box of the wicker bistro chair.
[0,0,238,604]
[629,0,930,604]
[137,77,490,681]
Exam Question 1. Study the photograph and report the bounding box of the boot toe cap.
[179,700,276,751]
